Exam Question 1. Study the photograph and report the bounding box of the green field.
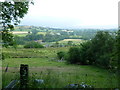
[2,47,118,88]
[58,39,85,45]
[59,39,82,42]
[12,31,28,37]
[37,32,46,35]
[12,31,46,37]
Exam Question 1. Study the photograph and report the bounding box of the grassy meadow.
[2,47,118,88]
[12,31,28,37]
[59,39,83,43]
[12,31,46,37]
[57,39,85,46]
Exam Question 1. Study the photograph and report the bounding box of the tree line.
[58,30,119,71]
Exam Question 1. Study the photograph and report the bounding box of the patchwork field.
[59,39,85,45]
[12,31,28,37]
[2,47,118,88]
[59,39,83,43]
[61,39,82,42]
[12,31,28,34]
[37,32,46,35]
[12,31,47,37]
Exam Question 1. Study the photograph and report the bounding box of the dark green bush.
[67,47,81,64]
[66,31,117,70]
[1,53,5,60]
[24,42,44,48]
[57,51,65,60]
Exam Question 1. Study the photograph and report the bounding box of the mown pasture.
[12,31,28,37]
[59,39,85,44]
[12,31,46,37]
[2,47,118,88]
[60,39,82,42]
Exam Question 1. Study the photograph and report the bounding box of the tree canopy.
[0,0,33,47]
[66,31,118,69]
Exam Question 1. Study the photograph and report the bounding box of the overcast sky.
[20,0,119,29]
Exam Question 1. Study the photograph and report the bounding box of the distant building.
[62,30,73,33]
[56,33,61,35]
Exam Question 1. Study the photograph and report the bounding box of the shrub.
[24,42,44,48]
[67,47,81,64]
[1,53,5,60]
[57,51,65,60]
[81,41,98,65]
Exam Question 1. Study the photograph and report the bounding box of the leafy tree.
[79,41,92,65]
[42,34,65,42]
[24,33,43,41]
[90,31,115,68]
[67,47,80,64]
[67,41,73,46]
[117,30,120,67]
[116,30,120,88]
[1,1,33,47]
[57,51,65,60]
[31,29,39,35]
[67,41,92,65]
[55,41,59,47]
[14,35,25,45]
[66,31,116,69]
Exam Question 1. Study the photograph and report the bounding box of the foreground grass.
[2,47,118,88]
[3,47,69,58]
[0,60,2,89]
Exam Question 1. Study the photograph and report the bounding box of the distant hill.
[14,25,117,32]
[14,25,63,32]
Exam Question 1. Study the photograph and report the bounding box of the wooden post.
[20,64,28,88]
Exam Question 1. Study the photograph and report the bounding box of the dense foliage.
[67,47,81,64]
[24,42,44,48]
[42,34,66,42]
[116,30,120,87]
[66,31,118,70]
[12,25,117,46]
[1,1,32,47]
[57,51,65,60]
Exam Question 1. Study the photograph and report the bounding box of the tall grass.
[2,65,118,88]
[2,47,118,88]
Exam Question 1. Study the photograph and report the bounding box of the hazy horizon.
[20,0,118,29]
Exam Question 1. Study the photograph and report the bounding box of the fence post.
[20,64,28,88]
